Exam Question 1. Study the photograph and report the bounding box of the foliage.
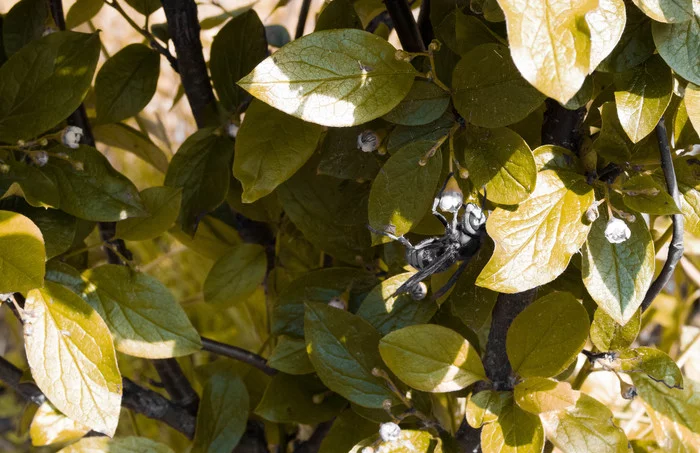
[0,0,698,452]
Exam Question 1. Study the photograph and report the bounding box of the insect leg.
[431,259,469,301]
[367,225,414,248]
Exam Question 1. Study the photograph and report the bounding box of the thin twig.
[641,119,684,312]
[294,0,312,39]
[383,0,426,52]
[200,336,277,376]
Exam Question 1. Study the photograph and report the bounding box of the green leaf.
[210,10,267,113]
[592,101,635,163]
[39,145,148,222]
[115,186,182,241]
[653,18,700,85]
[319,410,378,453]
[274,268,378,338]
[623,174,681,215]
[304,301,396,408]
[164,129,234,236]
[0,210,45,293]
[452,44,545,128]
[582,208,655,325]
[255,373,346,424]
[30,400,90,447]
[0,31,100,143]
[317,125,382,181]
[480,395,544,453]
[498,0,625,103]
[477,169,594,292]
[368,143,442,243]
[58,436,175,453]
[24,282,121,436]
[617,347,682,388]
[203,244,267,307]
[455,125,536,205]
[169,215,241,260]
[686,82,700,133]
[95,43,160,124]
[675,157,700,237]
[7,203,75,261]
[614,55,673,143]
[81,264,202,358]
[538,390,631,453]
[267,336,315,375]
[466,390,511,428]
[386,113,454,154]
[193,372,249,453]
[379,324,486,392]
[631,374,700,433]
[597,4,655,73]
[277,157,373,262]
[590,308,641,351]
[238,29,417,127]
[357,272,438,335]
[124,0,162,16]
[631,0,694,23]
[506,292,590,378]
[65,0,103,30]
[0,159,61,208]
[2,0,48,56]
[435,10,502,56]
[315,0,363,31]
[234,100,323,203]
[383,80,450,126]
[532,144,581,173]
[513,377,579,414]
[93,122,169,173]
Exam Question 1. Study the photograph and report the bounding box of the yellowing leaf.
[234,100,323,203]
[653,17,700,85]
[631,0,694,23]
[675,157,700,237]
[616,347,683,388]
[582,209,655,325]
[351,429,443,453]
[368,142,443,244]
[644,397,700,452]
[686,83,700,133]
[58,436,175,453]
[238,29,416,127]
[590,308,640,351]
[476,169,594,292]
[24,282,121,436]
[203,243,267,307]
[506,292,590,378]
[0,210,45,294]
[452,43,545,128]
[466,390,511,428]
[514,377,578,414]
[481,395,544,453]
[614,55,673,143]
[81,265,202,358]
[455,125,536,205]
[498,0,625,103]
[115,186,182,241]
[30,401,90,446]
[379,324,487,392]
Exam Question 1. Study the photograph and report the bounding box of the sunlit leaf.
[379,324,487,392]
[234,100,323,203]
[0,210,45,294]
[498,0,625,103]
[653,18,700,85]
[30,401,90,446]
[466,390,511,428]
[632,374,700,434]
[192,372,249,453]
[631,0,694,23]
[81,265,202,358]
[481,395,544,453]
[616,347,682,388]
[477,169,594,292]
[368,142,443,243]
[351,429,443,453]
[506,292,590,378]
[597,4,655,73]
[686,82,700,133]
[455,125,536,205]
[0,31,100,142]
[238,29,417,127]
[24,282,121,436]
[614,55,673,143]
[452,44,545,128]
[116,186,181,241]
[203,244,267,307]
[582,208,655,325]
[514,377,578,414]
[590,308,640,351]
[304,302,396,408]
[675,157,700,237]
[164,128,233,236]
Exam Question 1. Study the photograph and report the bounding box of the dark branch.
[641,118,684,311]
[200,336,277,376]
[295,0,313,39]
[416,0,433,47]
[0,356,46,406]
[541,99,586,153]
[151,359,200,414]
[383,0,426,52]
[160,0,217,127]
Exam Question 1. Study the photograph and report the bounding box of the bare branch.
[200,336,277,376]
[383,0,426,52]
[295,0,313,39]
